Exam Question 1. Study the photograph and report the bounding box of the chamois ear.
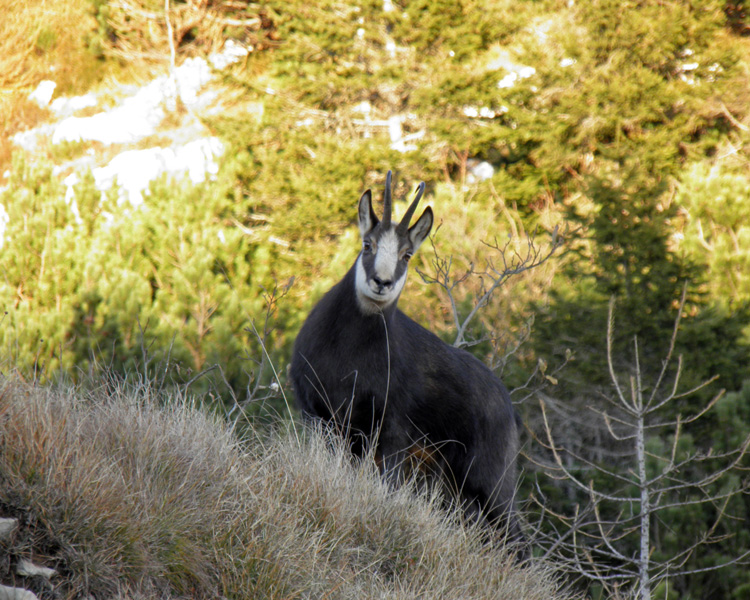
[358,190,378,238]
[408,206,433,252]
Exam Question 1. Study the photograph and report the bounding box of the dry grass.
[0,375,577,600]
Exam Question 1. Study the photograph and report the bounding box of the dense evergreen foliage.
[3,0,750,597]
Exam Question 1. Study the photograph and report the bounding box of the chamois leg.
[375,424,411,487]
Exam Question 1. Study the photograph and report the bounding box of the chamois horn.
[382,170,393,228]
[396,181,426,235]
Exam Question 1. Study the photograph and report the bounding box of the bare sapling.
[530,287,750,599]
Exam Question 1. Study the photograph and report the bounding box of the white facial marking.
[355,246,408,315]
[355,257,378,314]
[374,229,399,281]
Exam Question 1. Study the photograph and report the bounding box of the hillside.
[0,377,574,600]
[3,1,750,598]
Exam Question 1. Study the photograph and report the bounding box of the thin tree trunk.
[635,376,651,600]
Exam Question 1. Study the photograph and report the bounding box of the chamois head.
[355,171,433,314]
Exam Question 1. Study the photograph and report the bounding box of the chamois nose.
[372,276,392,292]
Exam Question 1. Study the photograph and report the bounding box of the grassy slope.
[0,377,576,600]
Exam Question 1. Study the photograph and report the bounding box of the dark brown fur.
[290,175,525,552]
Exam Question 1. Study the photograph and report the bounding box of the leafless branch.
[528,294,749,599]
[417,226,561,349]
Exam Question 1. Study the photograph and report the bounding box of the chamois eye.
[403,251,413,262]
[363,240,373,253]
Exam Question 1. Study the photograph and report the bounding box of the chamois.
[290,171,524,548]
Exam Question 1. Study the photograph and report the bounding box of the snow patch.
[484,49,536,89]
[497,66,535,89]
[387,115,424,153]
[13,42,250,215]
[466,160,494,183]
[44,41,248,146]
[53,98,165,145]
[28,80,56,107]
[0,204,8,251]
[463,105,501,119]
[209,40,249,69]
[353,101,372,115]
[50,93,97,116]
[65,137,224,207]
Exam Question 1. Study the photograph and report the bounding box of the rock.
[16,559,57,580]
[0,518,18,542]
[0,585,38,600]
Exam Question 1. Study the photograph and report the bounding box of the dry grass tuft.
[0,375,576,599]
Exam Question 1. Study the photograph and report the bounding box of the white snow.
[208,40,249,69]
[51,55,216,145]
[28,80,56,107]
[466,160,494,183]
[0,204,8,250]
[463,106,499,119]
[50,93,97,115]
[386,115,424,153]
[388,116,404,145]
[498,67,536,89]
[485,50,536,89]
[65,137,224,207]
[353,101,372,115]
[10,41,252,214]
[49,42,249,146]
[52,96,166,145]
